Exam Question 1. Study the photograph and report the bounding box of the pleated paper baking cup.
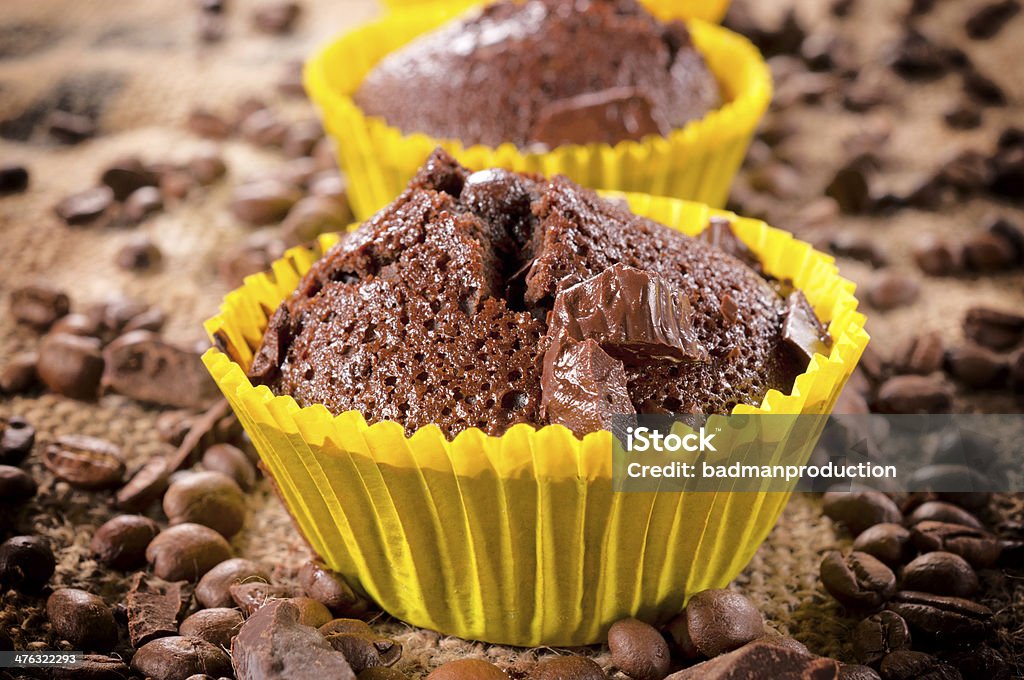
[379,0,733,25]
[304,4,770,220]
[203,195,868,646]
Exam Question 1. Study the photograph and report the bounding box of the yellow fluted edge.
[203,195,869,646]
[304,3,769,219]
[379,0,733,25]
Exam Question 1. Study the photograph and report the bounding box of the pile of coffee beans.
[820,488,1014,678]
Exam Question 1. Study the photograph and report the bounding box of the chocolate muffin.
[249,149,829,438]
[353,0,721,149]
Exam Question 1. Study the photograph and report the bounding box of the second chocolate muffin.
[353,0,721,149]
[249,149,828,438]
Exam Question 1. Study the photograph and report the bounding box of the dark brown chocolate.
[698,217,764,273]
[782,291,833,364]
[540,337,635,434]
[547,263,708,365]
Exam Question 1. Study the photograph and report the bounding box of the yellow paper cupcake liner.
[203,195,868,646]
[304,3,769,220]
[378,0,733,25]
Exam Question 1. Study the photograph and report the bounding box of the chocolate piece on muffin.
[353,0,721,149]
[250,149,823,438]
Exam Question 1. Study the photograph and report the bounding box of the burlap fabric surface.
[0,0,1022,677]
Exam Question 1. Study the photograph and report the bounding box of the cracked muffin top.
[249,149,829,439]
[353,0,721,149]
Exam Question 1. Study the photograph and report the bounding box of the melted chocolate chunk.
[547,264,708,364]
[698,217,763,273]
[540,337,635,435]
[782,291,832,364]
[529,87,663,148]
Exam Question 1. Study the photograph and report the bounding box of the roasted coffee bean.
[852,611,911,666]
[180,607,244,649]
[907,501,982,529]
[608,617,670,680]
[43,435,124,489]
[299,560,367,616]
[967,0,1021,38]
[825,161,871,213]
[116,234,163,271]
[0,465,37,504]
[840,664,882,680]
[50,313,103,338]
[944,104,982,130]
[187,108,232,139]
[963,231,1017,271]
[46,588,118,651]
[320,619,374,637]
[186,149,227,185]
[115,457,170,512]
[886,591,992,640]
[231,582,300,617]
[10,283,70,330]
[866,271,920,311]
[426,659,505,680]
[822,491,903,536]
[851,523,912,566]
[829,232,889,268]
[102,331,219,409]
[231,178,302,225]
[126,573,189,647]
[289,597,334,628]
[912,236,963,276]
[90,514,160,569]
[944,343,1007,388]
[50,654,130,679]
[280,195,351,246]
[146,523,233,581]
[0,164,29,194]
[54,186,115,226]
[531,656,605,680]
[667,589,763,659]
[1,416,36,465]
[0,352,38,394]
[239,109,288,148]
[963,68,1006,106]
[875,375,953,414]
[37,333,104,400]
[892,332,944,375]
[100,157,158,201]
[282,119,323,158]
[218,233,286,287]
[232,599,357,679]
[196,557,270,609]
[163,470,246,538]
[878,650,960,680]
[888,29,951,80]
[820,551,897,609]
[309,171,346,201]
[942,645,1011,680]
[122,186,163,224]
[324,632,401,674]
[46,110,96,143]
[0,535,55,592]
[201,443,257,491]
[911,521,1001,568]
[131,636,232,680]
[252,0,301,34]
[986,217,1024,263]
[157,411,194,447]
[901,552,978,597]
[939,149,993,192]
[964,306,1024,350]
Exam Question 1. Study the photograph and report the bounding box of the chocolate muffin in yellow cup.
[305,0,770,220]
[203,150,868,646]
[378,0,733,25]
